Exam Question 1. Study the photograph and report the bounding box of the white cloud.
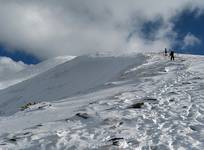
[183,33,201,48]
[0,57,28,79]
[0,0,203,58]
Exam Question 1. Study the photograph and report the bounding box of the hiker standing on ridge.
[164,48,168,56]
[170,50,175,61]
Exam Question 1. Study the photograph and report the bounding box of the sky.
[0,0,204,64]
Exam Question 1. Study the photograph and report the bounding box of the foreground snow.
[0,53,204,149]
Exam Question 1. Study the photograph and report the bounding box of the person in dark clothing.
[164,48,168,56]
[170,51,174,61]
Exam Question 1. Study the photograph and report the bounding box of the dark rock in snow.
[182,106,188,109]
[119,122,123,125]
[143,97,157,101]
[36,124,43,127]
[23,132,31,135]
[191,76,201,80]
[189,125,197,131]
[189,125,204,132]
[76,113,89,119]
[113,141,120,146]
[20,102,37,111]
[128,102,144,109]
[182,82,191,85]
[8,138,17,142]
[108,137,124,146]
[169,99,174,102]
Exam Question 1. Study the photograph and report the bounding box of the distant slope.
[0,54,146,115]
[0,56,75,90]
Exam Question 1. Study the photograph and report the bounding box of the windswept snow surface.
[0,54,146,116]
[0,56,75,90]
[0,53,204,149]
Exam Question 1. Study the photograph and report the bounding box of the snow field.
[0,53,204,149]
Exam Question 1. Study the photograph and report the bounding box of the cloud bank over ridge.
[0,0,204,58]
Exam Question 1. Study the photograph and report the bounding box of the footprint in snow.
[24,124,43,130]
[4,132,32,144]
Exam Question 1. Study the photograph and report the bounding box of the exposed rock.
[23,132,31,135]
[8,138,17,142]
[75,113,89,119]
[182,82,191,85]
[143,98,157,101]
[189,125,197,131]
[169,99,174,102]
[119,122,123,125]
[128,102,144,109]
[108,137,124,146]
[20,102,37,111]
[182,106,188,109]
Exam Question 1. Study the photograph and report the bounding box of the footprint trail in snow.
[0,53,204,149]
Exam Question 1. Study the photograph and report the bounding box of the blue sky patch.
[0,46,40,64]
[140,17,163,41]
[172,9,204,55]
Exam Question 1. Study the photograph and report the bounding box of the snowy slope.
[0,53,204,150]
[0,54,146,115]
[0,56,75,90]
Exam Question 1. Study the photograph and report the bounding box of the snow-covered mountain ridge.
[0,56,75,90]
[0,53,204,150]
[0,53,146,116]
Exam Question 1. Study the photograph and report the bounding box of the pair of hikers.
[164,48,174,61]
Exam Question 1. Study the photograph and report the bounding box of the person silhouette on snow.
[164,48,168,56]
[170,50,175,61]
